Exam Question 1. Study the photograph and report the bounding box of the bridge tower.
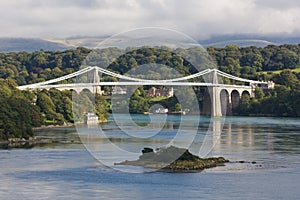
[211,69,222,117]
[87,67,102,94]
[203,69,223,117]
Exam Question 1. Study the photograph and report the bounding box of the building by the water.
[84,113,99,124]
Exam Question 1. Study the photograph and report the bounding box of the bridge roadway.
[22,82,253,88]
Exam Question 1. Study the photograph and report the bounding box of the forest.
[0,44,300,140]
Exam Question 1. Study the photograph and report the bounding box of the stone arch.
[220,89,230,116]
[231,90,240,109]
[81,88,93,93]
[241,90,251,98]
[202,88,212,116]
[70,89,78,94]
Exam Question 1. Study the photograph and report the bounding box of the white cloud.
[0,0,299,39]
[255,0,300,9]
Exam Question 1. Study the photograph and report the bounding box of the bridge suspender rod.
[17,66,95,89]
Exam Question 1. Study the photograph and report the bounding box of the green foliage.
[0,47,90,85]
[0,44,299,86]
[0,79,43,140]
[254,88,265,99]
[95,94,110,122]
[207,44,300,80]
[37,92,58,120]
[234,93,251,115]
[234,71,300,117]
[272,69,299,88]
[174,103,182,112]
[129,88,150,114]
[149,96,179,113]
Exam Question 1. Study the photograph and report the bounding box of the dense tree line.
[0,79,43,140]
[1,45,299,86]
[0,47,91,86]
[208,44,300,76]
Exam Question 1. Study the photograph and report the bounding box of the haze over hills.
[0,34,299,52]
[199,34,300,48]
[0,38,72,52]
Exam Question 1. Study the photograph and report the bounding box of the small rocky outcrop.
[115,146,229,172]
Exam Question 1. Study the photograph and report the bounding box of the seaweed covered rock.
[115,146,229,172]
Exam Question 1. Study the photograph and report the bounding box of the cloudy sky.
[0,0,299,39]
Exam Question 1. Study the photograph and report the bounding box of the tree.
[254,88,265,99]
[95,94,110,122]
[174,103,182,112]
[36,91,64,124]
[273,69,299,88]
[129,89,149,114]
[0,82,43,140]
[234,93,251,115]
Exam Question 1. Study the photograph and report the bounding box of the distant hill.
[200,34,300,48]
[202,39,276,48]
[0,38,71,52]
[44,36,108,49]
[1,34,300,52]
[51,35,289,49]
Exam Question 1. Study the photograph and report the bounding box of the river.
[0,114,299,200]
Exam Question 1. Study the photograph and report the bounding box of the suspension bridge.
[17,66,274,117]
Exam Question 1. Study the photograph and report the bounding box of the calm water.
[0,115,300,200]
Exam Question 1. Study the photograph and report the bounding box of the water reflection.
[209,117,300,166]
[1,115,300,199]
[3,115,300,168]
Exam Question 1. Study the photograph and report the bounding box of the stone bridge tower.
[87,67,102,94]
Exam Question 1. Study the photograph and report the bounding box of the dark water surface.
[0,115,299,199]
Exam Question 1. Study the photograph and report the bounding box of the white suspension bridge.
[17,66,274,117]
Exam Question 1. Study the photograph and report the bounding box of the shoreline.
[0,136,48,148]
[1,123,76,148]
[1,120,107,147]
[32,123,75,131]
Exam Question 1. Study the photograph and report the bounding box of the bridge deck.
[18,82,252,90]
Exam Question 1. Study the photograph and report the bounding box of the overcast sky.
[0,0,299,39]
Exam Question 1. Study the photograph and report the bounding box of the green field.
[260,67,300,75]
[148,96,170,103]
[294,68,300,73]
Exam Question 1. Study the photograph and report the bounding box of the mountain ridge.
[1,35,299,52]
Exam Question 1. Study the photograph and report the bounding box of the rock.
[115,145,229,172]
[142,147,154,154]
